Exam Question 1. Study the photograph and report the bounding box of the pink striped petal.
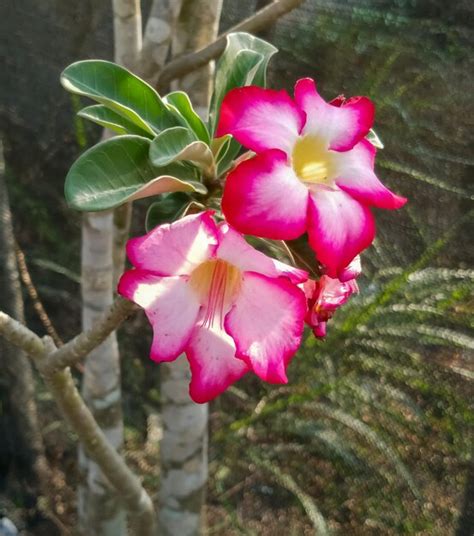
[225,272,306,384]
[294,78,374,152]
[118,271,200,362]
[307,188,375,277]
[126,211,218,276]
[333,140,407,209]
[216,86,305,154]
[222,150,309,240]
[216,223,308,284]
[186,321,249,403]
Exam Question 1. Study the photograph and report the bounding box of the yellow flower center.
[189,259,242,328]
[292,135,334,185]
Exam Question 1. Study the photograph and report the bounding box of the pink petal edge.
[126,211,218,276]
[307,188,375,277]
[294,78,374,152]
[186,322,249,403]
[118,270,200,363]
[225,272,306,384]
[216,223,308,284]
[333,140,407,210]
[222,149,309,241]
[216,85,305,154]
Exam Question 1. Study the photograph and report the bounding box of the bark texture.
[111,0,143,287]
[0,149,50,506]
[79,2,143,533]
[78,211,126,536]
[113,0,142,70]
[158,3,222,535]
[140,0,183,85]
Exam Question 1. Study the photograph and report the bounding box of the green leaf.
[149,127,215,176]
[216,139,242,176]
[61,60,177,136]
[164,91,210,144]
[145,193,192,231]
[65,135,206,211]
[211,135,232,164]
[78,105,152,137]
[209,32,277,134]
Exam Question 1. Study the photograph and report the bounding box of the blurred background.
[1,0,473,534]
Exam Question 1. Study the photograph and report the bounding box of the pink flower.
[118,212,308,403]
[217,79,407,277]
[303,273,358,338]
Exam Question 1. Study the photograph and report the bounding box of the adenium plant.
[62,32,406,403]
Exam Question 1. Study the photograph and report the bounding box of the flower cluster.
[119,78,406,402]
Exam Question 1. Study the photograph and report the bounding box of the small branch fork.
[157,0,305,88]
[0,299,154,535]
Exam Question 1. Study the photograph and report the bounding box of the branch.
[15,241,63,347]
[45,297,137,374]
[0,311,45,357]
[0,315,156,534]
[42,338,156,535]
[157,0,305,88]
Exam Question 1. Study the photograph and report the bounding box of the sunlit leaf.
[164,91,210,143]
[209,32,278,134]
[149,127,215,175]
[61,60,177,135]
[78,104,151,137]
[65,135,206,211]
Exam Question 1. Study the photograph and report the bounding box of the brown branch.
[15,241,64,347]
[45,297,137,374]
[157,0,305,88]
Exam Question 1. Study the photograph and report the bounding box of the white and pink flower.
[218,78,407,278]
[118,212,308,403]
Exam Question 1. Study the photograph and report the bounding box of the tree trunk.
[0,143,50,513]
[78,3,143,533]
[78,210,126,535]
[112,0,143,287]
[159,2,222,535]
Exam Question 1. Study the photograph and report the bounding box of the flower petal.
[186,322,249,404]
[225,272,306,384]
[294,78,374,151]
[337,255,362,282]
[216,223,308,284]
[222,150,309,240]
[126,211,218,276]
[118,271,200,362]
[333,140,407,209]
[307,188,375,277]
[216,86,305,154]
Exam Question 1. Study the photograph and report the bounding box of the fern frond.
[249,452,331,535]
[302,403,422,498]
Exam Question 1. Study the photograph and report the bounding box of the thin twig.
[15,241,64,347]
[45,297,137,374]
[157,0,305,88]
